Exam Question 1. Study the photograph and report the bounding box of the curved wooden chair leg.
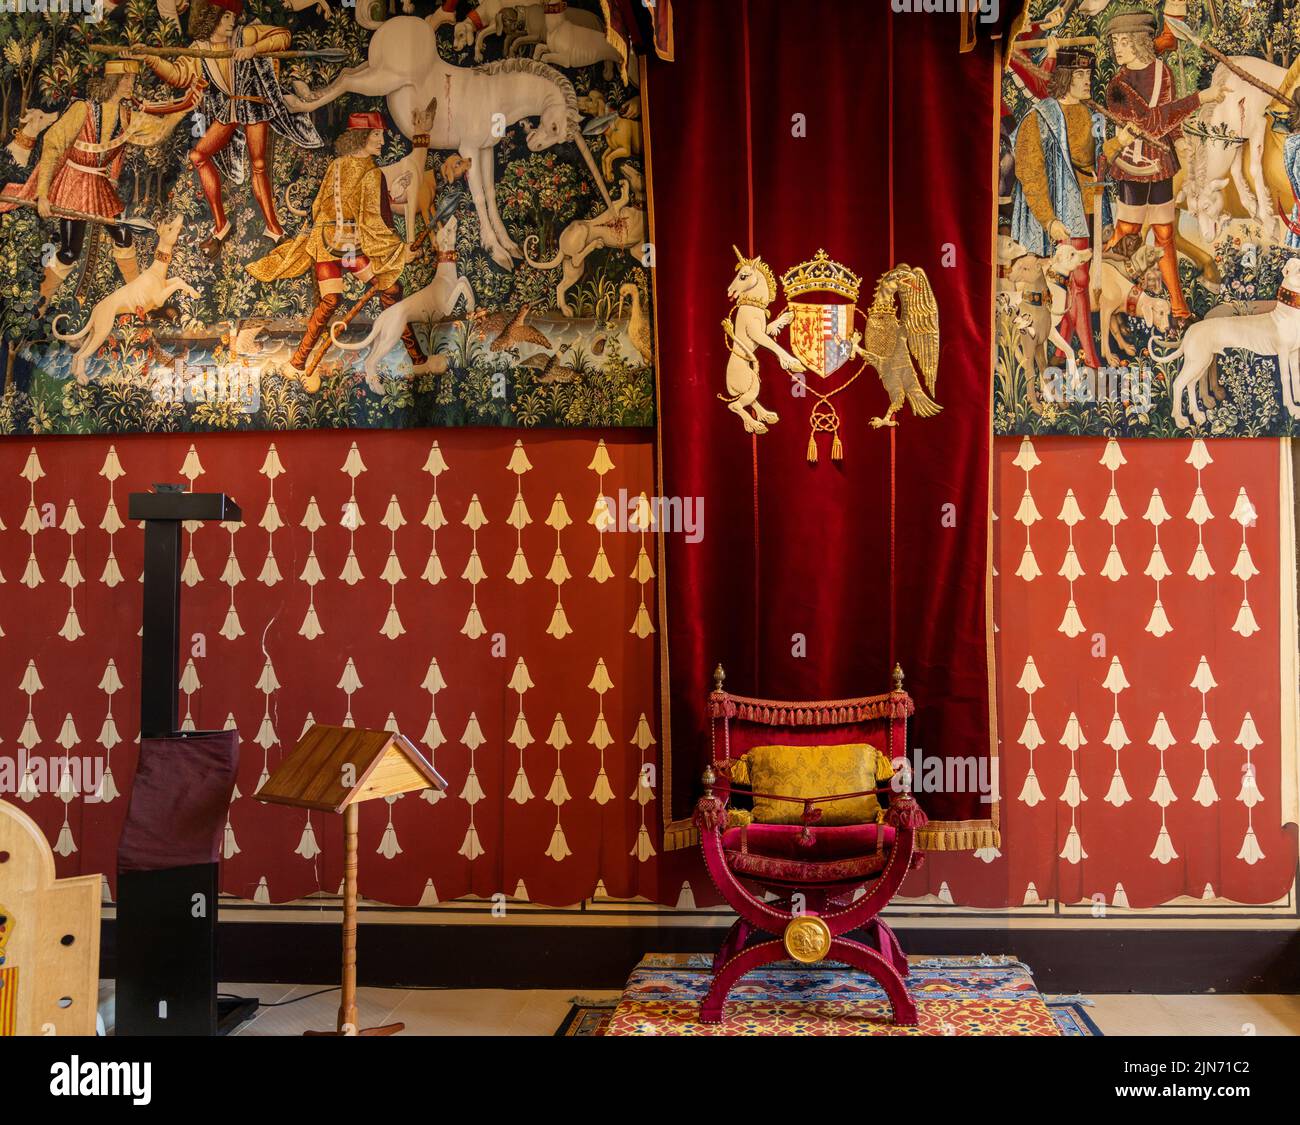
[869,919,910,977]
[712,917,751,973]
[700,938,786,1024]
[821,825,915,935]
[699,827,801,935]
[829,936,918,1026]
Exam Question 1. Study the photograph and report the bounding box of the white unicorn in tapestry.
[284,13,611,270]
[720,246,805,434]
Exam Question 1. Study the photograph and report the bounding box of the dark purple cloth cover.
[117,731,239,872]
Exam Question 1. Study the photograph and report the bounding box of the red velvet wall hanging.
[647,3,1000,850]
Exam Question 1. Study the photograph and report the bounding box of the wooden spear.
[0,194,156,234]
[91,43,348,62]
[1083,99,1171,153]
[302,223,439,379]
[301,277,385,380]
[1012,36,1099,50]
[1166,16,1293,105]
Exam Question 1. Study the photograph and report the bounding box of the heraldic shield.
[782,250,863,385]
[788,299,857,378]
[779,250,866,459]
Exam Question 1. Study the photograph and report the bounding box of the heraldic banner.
[648,1,999,851]
[0,0,663,435]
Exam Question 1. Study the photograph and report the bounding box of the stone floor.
[96,981,1300,1035]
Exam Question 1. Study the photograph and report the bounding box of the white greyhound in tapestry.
[283,16,612,269]
[6,107,57,168]
[330,216,474,393]
[720,246,804,434]
[51,214,197,385]
[1151,256,1300,428]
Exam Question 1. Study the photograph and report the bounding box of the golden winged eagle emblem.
[854,264,942,428]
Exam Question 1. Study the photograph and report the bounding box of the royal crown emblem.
[781,249,862,303]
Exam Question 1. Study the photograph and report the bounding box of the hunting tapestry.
[0,0,654,435]
[996,0,1300,437]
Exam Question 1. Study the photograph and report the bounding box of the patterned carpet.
[558,954,1101,1036]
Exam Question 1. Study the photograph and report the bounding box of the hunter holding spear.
[1102,9,1225,331]
[140,0,322,259]
[0,57,155,314]
[246,110,422,394]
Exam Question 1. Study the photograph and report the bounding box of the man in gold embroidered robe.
[247,111,424,390]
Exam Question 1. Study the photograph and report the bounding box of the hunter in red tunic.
[1102,10,1224,324]
[0,57,141,313]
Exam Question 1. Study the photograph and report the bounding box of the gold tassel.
[807,432,819,463]
[831,433,843,461]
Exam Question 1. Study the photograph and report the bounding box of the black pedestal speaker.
[116,487,255,1037]
[115,864,221,1035]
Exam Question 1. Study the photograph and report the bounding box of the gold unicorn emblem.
[720,246,805,435]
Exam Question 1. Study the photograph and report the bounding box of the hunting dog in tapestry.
[523,176,646,316]
[1153,255,1300,428]
[331,216,472,392]
[51,214,197,385]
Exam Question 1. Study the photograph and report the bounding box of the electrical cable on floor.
[219,983,460,1011]
[251,988,339,1008]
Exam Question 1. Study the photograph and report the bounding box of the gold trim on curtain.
[1279,440,1299,827]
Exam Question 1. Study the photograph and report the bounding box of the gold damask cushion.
[745,744,894,826]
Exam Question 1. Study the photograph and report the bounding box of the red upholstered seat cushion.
[721,823,896,886]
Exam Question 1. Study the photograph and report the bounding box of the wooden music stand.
[253,724,446,1036]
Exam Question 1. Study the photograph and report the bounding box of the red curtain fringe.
[708,692,915,725]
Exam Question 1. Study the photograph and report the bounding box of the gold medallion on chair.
[783,914,833,964]
[721,248,942,461]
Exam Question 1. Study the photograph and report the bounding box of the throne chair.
[693,664,927,1025]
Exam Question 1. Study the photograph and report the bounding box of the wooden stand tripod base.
[303,1023,405,1037]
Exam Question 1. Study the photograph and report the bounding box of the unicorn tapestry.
[996,0,1300,438]
[0,0,655,435]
